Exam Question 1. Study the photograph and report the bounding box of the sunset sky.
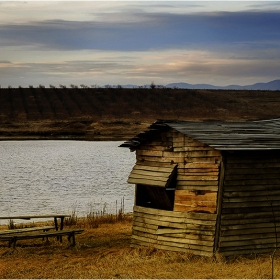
[0,1,280,87]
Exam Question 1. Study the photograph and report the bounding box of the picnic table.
[0,214,83,248]
[0,214,71,231]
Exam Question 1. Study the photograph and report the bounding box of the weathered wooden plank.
[174,201,217,208]
[223,184,280,192]
[128,177,166,187]
[223,179,280,186]
[157,239,214,252]
[226,163,280,169]
[221,205,280,214]
[223,190,280,198]
[140,141,173,147]
[136,155,185,163]
[132,231,158,241]
[218,242,277,252]
[175,190,217,200]
[174,147,214,152]
[177,175,218,181]
[223,195,280,203]
[156,228,186,235]
[133,215,216,229]
[132,233,214,252]
[220,237,278,247]
[133,216,186,229]
[134,205,186,217]
[183,163,220,169]
[222,200,280,208]
[157,235,214,246]
[178,170,219,176]
[133,225,157,234]
[133,165,176,173]
[174,204,216,214]
[225,167,280,175]
[130,240,214,257]
[221,211,280,220]
[220,225,280,235]
[226,157,280,164]
[221,216,280,226]
[219,232,277,242]
[135,161,176,167]
[134,205,217,220]
[137,150,164,157]
[140,145,172,151]
[133,221,158,230]
[177,185,218,191]
[225,173,280,180]
[129,173,170,182]
[184,163,220,168]
[177,179,218,186]
[164,150,222,158]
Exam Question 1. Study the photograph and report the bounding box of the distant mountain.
[165,79,280,90]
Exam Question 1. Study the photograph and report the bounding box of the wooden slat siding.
[217,151,280,256]
[131,233,214,253]
[173,133,221,214]
[128,178,166,187]
[131,206,216,256]
[177,181,218,186]
[223,184,280,193]
[140,145,172,151]
[128,163,176,187]
[177,175,218,181]
[222,211,280,220]
[174,190,217,214]
[137,155,221,163]
[130,239,214,257]
[176,185,218,192]
[134,206,217,220]
[133,212,215,226]
[226,163,280,169]
[224,190,280,198]
[133,229,214,243]
[219,232,279,242]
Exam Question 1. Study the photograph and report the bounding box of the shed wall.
[131,129,222,255]
[132,206,217,257]
[218,151,280,256]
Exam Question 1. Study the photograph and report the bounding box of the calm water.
[0,141,136,222]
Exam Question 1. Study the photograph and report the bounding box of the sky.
[0,1,280,88]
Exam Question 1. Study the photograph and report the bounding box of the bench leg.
[67,232,76,246]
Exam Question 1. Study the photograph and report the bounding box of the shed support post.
[214,156,226,253]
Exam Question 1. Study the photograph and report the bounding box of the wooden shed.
[120,118,280,256]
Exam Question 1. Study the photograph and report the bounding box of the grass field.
[0,214,280,279]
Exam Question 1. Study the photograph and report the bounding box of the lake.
[0,141,136,222]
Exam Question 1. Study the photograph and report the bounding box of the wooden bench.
[0,214,84,248]
[0,226,55,235]
[0,229,84,248]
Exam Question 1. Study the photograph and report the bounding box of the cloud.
[0,10,280,52]
[1,48,279,87]
[0,2,280,87]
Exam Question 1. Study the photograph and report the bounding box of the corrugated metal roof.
[120,118,280,150]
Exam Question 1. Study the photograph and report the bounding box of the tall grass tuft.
[64,209,78,226]
[66,198,132,229]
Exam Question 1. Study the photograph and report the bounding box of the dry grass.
[0,212,280,278]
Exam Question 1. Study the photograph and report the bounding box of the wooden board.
[131,205,216,256]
